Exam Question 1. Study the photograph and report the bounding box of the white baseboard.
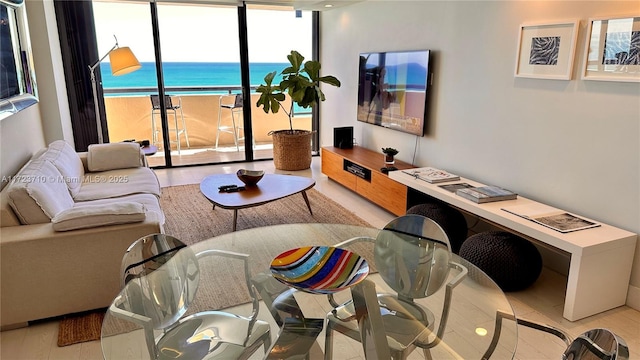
[627,284,640,311]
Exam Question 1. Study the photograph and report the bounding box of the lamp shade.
[109,47,141,76]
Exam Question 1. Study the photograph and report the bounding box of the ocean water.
[100,62,290,91]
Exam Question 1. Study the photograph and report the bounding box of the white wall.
[0,0,71,188]
[25,0,74,146]
[0,105,46,190]
[319,1,640,308]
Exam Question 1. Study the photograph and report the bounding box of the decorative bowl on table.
[236,169,264,186]
[270,246,369,294]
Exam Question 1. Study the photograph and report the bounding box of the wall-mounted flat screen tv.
[357,50,431,136]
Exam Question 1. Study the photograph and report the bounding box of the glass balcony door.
[93,1,167,166]
[93,1,313,167]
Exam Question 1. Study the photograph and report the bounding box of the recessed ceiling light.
[324,4,333,7]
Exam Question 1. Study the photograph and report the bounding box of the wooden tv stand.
[321,146,414,216]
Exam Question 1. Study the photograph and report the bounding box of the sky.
[92,1,312,63]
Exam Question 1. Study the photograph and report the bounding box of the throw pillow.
[40,140,85,197]
[87,143,143,172]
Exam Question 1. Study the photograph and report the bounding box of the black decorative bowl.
[236,169,264,186]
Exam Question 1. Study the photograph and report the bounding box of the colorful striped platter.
[270,246,370,294]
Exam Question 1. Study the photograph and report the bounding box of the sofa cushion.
[51,202,146,231]
[87,143,144,172]
[6,159,75,224]
[40,140,85,197]
[0,185,20,227]
[82,193,165,224]
[74,167,161,202]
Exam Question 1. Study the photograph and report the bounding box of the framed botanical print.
[515,20,579,80]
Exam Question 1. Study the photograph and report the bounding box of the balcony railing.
[103,86,311,153]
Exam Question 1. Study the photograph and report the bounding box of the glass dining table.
[101,223,518,359]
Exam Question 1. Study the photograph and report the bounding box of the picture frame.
[582,16,640,82]
[515,20,579,80]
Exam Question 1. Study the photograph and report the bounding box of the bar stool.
[216,93,244,151]
[150,95,190,154]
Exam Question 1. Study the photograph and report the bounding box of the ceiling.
[245,0,363,10]
[151,0,362,10]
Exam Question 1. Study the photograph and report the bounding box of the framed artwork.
[515,20,579,80]
[582,16,640,82]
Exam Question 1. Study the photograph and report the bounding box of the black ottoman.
[407,202,468,254]
[459,231,542,292]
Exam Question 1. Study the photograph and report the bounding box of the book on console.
[402,167,460,183]
[456,185,517,203]
[438,182,475,193]
[501,204,600,233]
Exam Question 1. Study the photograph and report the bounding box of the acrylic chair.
[110,247,271,360]
[150,94,190,154]
[216,93,245,151]
[483,311,629,359]
[324,214,468,360]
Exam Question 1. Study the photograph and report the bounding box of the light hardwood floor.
[1,157,638,359]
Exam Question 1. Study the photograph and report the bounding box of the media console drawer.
[321,146,414,216]
[343,159,371,181]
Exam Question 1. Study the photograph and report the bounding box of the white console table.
[390,171,637,321]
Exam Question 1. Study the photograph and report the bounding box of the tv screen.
[357,50,431,136]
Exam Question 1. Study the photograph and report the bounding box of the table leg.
[233,210,238,232]
[301,191,313,215]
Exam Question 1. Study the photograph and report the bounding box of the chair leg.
[423,348,433,360]
[170,109,180,154]
[179,106,189,148]
[262,332,272,356]
[151,110,158,147]
[324,320,334,360]
[230,111,240,152]
[215,105,223,150]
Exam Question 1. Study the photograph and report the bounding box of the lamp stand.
[88,42,117,144]
[89,68,104,144]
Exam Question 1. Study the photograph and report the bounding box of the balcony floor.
[146,142,274,167]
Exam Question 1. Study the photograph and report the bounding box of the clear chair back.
[120,234,186,287]
[563,328,629,360]
[117,247,200,330]
[375,215,452,299]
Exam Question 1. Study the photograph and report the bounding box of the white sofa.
[0,140,165,328]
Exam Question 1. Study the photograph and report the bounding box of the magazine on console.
[402,167,460,183]
[501,203,600,233]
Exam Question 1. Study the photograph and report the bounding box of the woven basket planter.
[270,129,312,170]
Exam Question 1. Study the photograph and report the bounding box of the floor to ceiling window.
[245,5,313,162]
[91,0,314,168]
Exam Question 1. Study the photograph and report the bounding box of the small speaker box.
[333,126,353,149]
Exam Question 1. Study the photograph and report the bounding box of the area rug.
[58,183,371,346]
[57,310,105,347]
[160,184,370,245]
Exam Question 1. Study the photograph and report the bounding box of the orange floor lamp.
[89,35,141,143]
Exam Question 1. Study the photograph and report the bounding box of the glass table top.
[101,223,518,359]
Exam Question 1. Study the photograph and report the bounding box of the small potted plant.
[256,50,341,170]
[382,147,399,165]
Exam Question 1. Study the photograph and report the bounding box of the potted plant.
[382,147,399,164]
[256,50,341,170]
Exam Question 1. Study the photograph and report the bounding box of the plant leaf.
[318,75,341,87]
[303,61,321,81]
[286,50,305,73]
